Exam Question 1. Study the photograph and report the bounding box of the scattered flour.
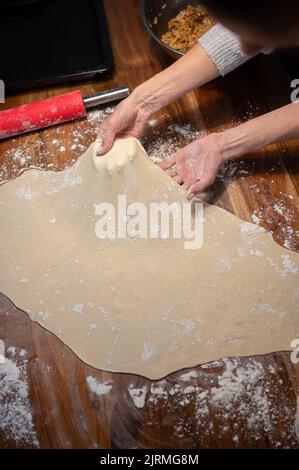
[127,358,298,447]
[251,212,262,226]
[128,385,148,408]
[12,148,31,166]
[143,122,204,164]
[0,350,38,447]
[180,370,199,381]
[86,376,112,396]
[273,202,285,216]
[87,107,115,123]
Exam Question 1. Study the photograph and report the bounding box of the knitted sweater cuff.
[199,23,272,76]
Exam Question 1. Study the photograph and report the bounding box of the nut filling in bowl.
[142,0,215,59]
[161,5,214,53]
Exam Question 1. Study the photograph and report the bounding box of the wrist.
[217,125,262,162]
[131,80,164,116]
[216,130,243,162]
[217,109,284,162]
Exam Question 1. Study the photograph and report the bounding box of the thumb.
[187,175,215,199]
[159,156,176,170]
[97,119,118,156]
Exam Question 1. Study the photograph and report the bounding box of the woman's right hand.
[97,92,155,156]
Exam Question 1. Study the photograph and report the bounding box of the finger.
[159,157,176,170]
[166,166,177,177]
[173,175,184,184]
[187,175,215,199]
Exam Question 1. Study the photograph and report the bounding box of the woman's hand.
[160,133,226,199]
[160,100,299,198]
[97,94,155,155]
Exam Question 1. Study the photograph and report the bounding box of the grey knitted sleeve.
[199,23,272,76]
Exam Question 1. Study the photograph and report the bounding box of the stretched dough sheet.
[0,138,298,379]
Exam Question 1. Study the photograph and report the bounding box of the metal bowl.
[141,0,201,60]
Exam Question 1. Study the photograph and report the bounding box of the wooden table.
[0,0,298,449]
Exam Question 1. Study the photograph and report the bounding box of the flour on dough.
[0,138,298,379]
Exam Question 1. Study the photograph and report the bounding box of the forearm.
[131,43,219,113]
[219,102,299,160]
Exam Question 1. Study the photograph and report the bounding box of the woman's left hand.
[159,133,225,199]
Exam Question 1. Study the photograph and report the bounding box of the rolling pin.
[0,87,130,140]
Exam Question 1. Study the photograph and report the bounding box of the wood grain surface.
[0,0,298,449]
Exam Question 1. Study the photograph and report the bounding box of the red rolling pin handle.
[0,91,87,140]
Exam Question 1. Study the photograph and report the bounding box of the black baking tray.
[0,0,114,93]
